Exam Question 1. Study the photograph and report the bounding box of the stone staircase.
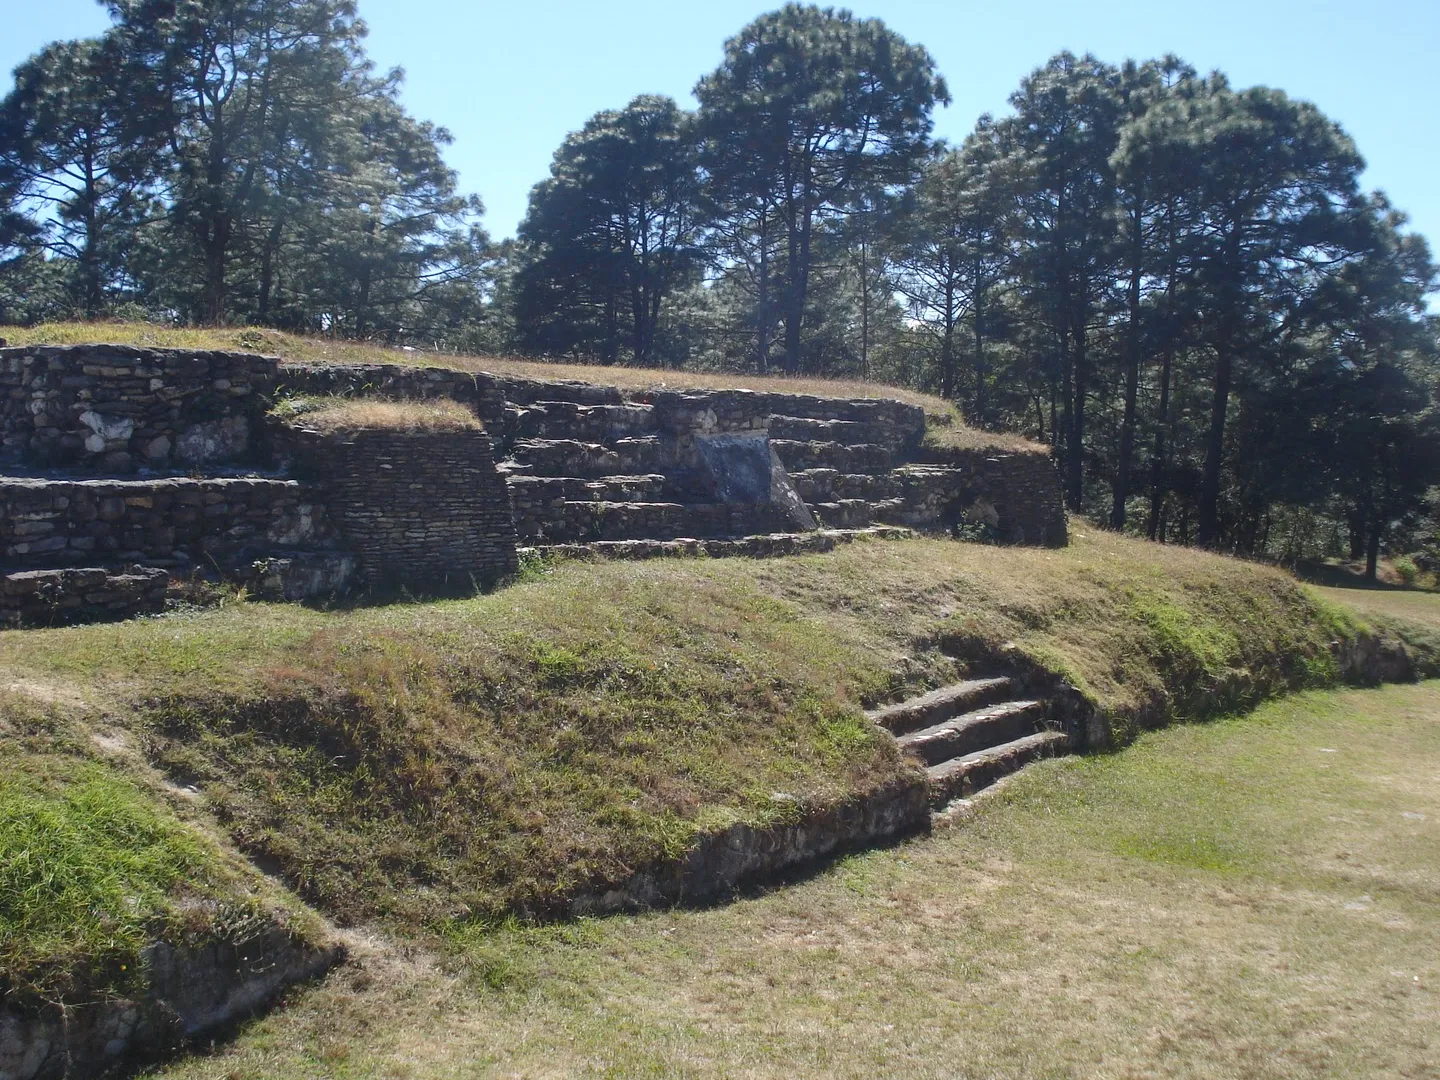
[496,391,878,545]
[867,676,1070,815]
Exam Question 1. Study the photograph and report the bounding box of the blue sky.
[6,0,1440,257]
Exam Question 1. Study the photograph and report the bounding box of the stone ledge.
[0,565,169,628]
[523,526,915,563]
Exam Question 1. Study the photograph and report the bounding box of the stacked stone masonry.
[0,346,1066,627]
[291,427,519,592]
[1,344,277,472]
[0,477,332,569]
[1,565,168,628]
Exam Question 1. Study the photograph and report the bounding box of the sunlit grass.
[145,681,1440,1079]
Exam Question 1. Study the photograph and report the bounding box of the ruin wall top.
[1,343,278,473]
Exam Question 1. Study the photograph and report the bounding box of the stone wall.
[0,347,1066,623]
[277,362,509,428]
[1,566,168,628]
[291,427,518,592]
[0,477,332,570]
[918,448,1069,547]
[0,924,341,1080]
[276,361,930,454]
[0,344,277,472]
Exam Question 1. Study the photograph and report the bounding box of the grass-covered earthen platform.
[3,529,1436,1073]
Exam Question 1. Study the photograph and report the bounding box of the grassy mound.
[0,321,1036,452]
[147,680,1440,1079]
[0,532,1398,951]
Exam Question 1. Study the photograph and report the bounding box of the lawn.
[1309,582,1440,635]
[140,679,1440,1079]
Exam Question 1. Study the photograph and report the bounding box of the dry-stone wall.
[290,427,518,592]
[275,357,1064,548]
[0,477,332,569]
[277,362,508,428]
[0,345,1067,626]
[0,344,276,471]
[920,448,1069,547]
[1,565,168,628]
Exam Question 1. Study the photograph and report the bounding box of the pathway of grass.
[146,681,1440,1079]
[1309,581,1440,635]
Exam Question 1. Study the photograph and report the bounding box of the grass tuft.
[272,395,481,433]
[0,758,219,1004]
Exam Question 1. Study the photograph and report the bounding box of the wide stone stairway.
[496,383,933,545]
[867,676,1071,815]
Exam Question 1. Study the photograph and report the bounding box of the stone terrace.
[0,343,1067,624]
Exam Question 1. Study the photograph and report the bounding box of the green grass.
[0,532,1396,941]
[0,744,280,1007]
[1310,581,1440,635]
[138,681,1440,1079]
[0,763,210,1001]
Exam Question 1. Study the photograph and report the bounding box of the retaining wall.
[915,448,1069,547]
[0,925,341,1080]
[0,477,332,569]
[0,345,277,472]
[291,427,519,592]
[0,566,168,628]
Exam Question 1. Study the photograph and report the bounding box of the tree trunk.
[80,138,102,317]
[782,202,813,375]
[1347,510,1366,561]
[1111,212,1143,530]
[972,262,987,424]
[755,212,771,374]
[1197,341,1233,548]
[1066,324,1087,512]
[940,274,956,399]
[1147,201,1179,541]
[258,218,284,322]
[858,234,870,378]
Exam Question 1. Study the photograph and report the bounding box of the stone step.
[867,677,1015,736]
[897,700,1047,767]
[514,500,795,544]
[869,497,910,525]
[756,394,927,437]
[505,437,690,478]
[810,500,873,529]
[925,730,1069,808]
[511,401,657,442]
[788,469,901,503]
[769,415,901,448]
[506,473,669,504]
[493,375,624,407]
[770,440,895,474]
[523,525,915,563]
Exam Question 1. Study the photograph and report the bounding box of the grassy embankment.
[141,675,1440,1079]
[0,692,327,1010]
[0,321,1035,451]
[1,530,1413,1009]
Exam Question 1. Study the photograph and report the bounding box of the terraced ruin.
[1,342,1064,624]
[7,338,1436,1080]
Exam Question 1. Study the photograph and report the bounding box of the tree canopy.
[3,2,1437,573]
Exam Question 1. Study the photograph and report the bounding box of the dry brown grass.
[275,395,482,434]
[0,321,1049,452]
